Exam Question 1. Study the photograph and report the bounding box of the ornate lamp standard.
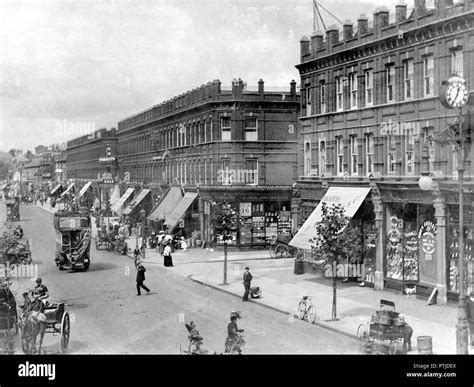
[419,76,470,354]
[140,208,146,259]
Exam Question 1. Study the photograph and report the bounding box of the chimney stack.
[374,7,389,34]
[258,79,264,96]
[310,31,324,55]
[300,36,310,60]
[358,14,369,35]
[290,80,296,96]
[232,78,244,99]
[326,25,339,47]
[396,1,407,22]
[343,20,353,40]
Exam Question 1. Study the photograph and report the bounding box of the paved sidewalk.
[130,245,469,355]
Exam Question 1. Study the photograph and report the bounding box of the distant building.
[66,128,118,206]
[117,78,300,245]
[295,0,474,303]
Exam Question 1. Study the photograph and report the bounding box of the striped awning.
[77,181,92,198]
[122,189,151,216]
[111,187,135,215]
[60,183,74,197]
[50,184,63,196]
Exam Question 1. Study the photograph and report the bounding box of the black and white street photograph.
[0,0,473,383]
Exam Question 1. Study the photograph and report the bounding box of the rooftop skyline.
[1,0,403,152]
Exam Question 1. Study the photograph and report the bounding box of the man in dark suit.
[136,262,150,296]
[242,267,252,302]
[467,291,474,347]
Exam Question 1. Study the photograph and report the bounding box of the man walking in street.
[242,267,252,302]
[136,262,150,296]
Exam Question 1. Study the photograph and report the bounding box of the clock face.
[445,80,469,108]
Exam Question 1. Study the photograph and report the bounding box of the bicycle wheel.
[306,305,317,323]
[357,324,369,353]
[297,301,306,320]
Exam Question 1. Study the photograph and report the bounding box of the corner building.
[296,0,474,303]
[117,79,300,246]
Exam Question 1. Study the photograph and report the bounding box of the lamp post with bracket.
[420,76,470,354]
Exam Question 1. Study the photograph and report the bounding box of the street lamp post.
[140,209,146,259]
[419,105,469,354]
[455,107,468,354]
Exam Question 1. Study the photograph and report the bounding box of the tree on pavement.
[209,201,237,285]
[310,202,361,321]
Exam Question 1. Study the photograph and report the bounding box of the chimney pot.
[258,79,264,95]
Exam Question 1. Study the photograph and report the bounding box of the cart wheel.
[388,340,398,355]
[275,244,289,258]
[306,305,317,323]
[297,301,306,320]
[60,312,70,353]
[357,324,369,353]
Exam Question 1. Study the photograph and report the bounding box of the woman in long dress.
[163,241,174,267]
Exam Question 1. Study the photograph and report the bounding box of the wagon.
[0,300,18,354]
[19,302,70,354]
[357,300,411,355]
[43,302,70,353]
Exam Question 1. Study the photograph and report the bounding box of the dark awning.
[60,183,74,197]
[77,181,92,198]
[50,184,63,196]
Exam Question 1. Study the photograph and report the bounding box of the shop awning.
[122,189,151,216]
[50,184,63,196]
[60,183,74,197]
[289,186,371,250]
[109,184,122,206]
[55,169,63,173]
[163,192,198,229]
[111,187,134,215]
[147,187,183,222]
[77,181,92,198]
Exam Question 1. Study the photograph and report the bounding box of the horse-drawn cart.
[0,285,18,354]
[18,300,70,354]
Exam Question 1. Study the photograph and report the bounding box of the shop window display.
[447,204,473,294]
[385,203,421,282]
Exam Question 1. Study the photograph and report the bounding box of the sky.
[0,0,403,152]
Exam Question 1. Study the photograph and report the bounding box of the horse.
[18,311,46,354]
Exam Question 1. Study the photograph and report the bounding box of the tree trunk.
[223,241,228,285]
[332,273,337,320]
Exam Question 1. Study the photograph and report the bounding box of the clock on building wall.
[439,76,470,109]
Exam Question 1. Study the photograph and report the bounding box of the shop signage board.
[418,220,437,261]
[239,202,252,217]
[289,186,371,250]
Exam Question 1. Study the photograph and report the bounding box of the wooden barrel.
[417,336,433,354]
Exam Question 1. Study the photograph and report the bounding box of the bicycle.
[297,296,317,323]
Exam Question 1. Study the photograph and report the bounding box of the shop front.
[379,182,474,304]
[199,186,293,248]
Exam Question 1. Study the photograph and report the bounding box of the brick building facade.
[117,78,300,245]
[295,0,474,303]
